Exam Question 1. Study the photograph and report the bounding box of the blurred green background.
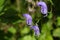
[0,0,60,40]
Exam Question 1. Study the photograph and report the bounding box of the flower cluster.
[23,14,40,37]
[23,1,48,37]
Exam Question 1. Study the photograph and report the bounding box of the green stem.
[16,0,20,12]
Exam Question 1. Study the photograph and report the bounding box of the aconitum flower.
[37,1,48,17]
[23,14,32,26]
[31,25,40,36]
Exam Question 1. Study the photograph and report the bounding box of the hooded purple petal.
[23,14,32,25]
[37,1,48,17]
[31,25,40,36]
[23,14,32,19]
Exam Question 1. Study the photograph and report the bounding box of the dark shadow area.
[0,8,20,24]
[10,0,16,4]
[0,30,6,40]
[39,17,49,24]
[53,37,60,40]
[52,23,57,29]
[6,31,13,38]
[0,30,14,40]
[52,0,60,40]
[15,31,21,40]
[52,0,60,16]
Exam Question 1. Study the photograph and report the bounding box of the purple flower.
[31,25,40,36]
[37,1,48,17]
[23,14,32,25]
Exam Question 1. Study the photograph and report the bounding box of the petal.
[31,25,40,36]
[34,30,40,36]
[31,25,39,30]
[23,14,32,19]
[23,13,32,25]
[26,19,32,25]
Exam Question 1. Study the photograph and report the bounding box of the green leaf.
[41,21,52,33]
[0,0,5,12]
[0,0,4,6]
[40,20,53,40]
[8,27,16,34]
[13,20,24,24]
[20,27,30,35]
[46,21,53,30]
[20,35,36,40]
[48,12,53,19]
[56,17,60,26]
[39,33,53,40]
[53,28,60,37]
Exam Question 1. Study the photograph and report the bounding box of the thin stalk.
[16,0,20,12]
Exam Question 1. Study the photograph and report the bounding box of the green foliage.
[0,0,5,12]
[56,17,60,26]
[8,27,16,34]
[0,0,60,40]
[53,28,60,37]
[20,26,30,35]
[39,33,53,40]
[19,35,36,40]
